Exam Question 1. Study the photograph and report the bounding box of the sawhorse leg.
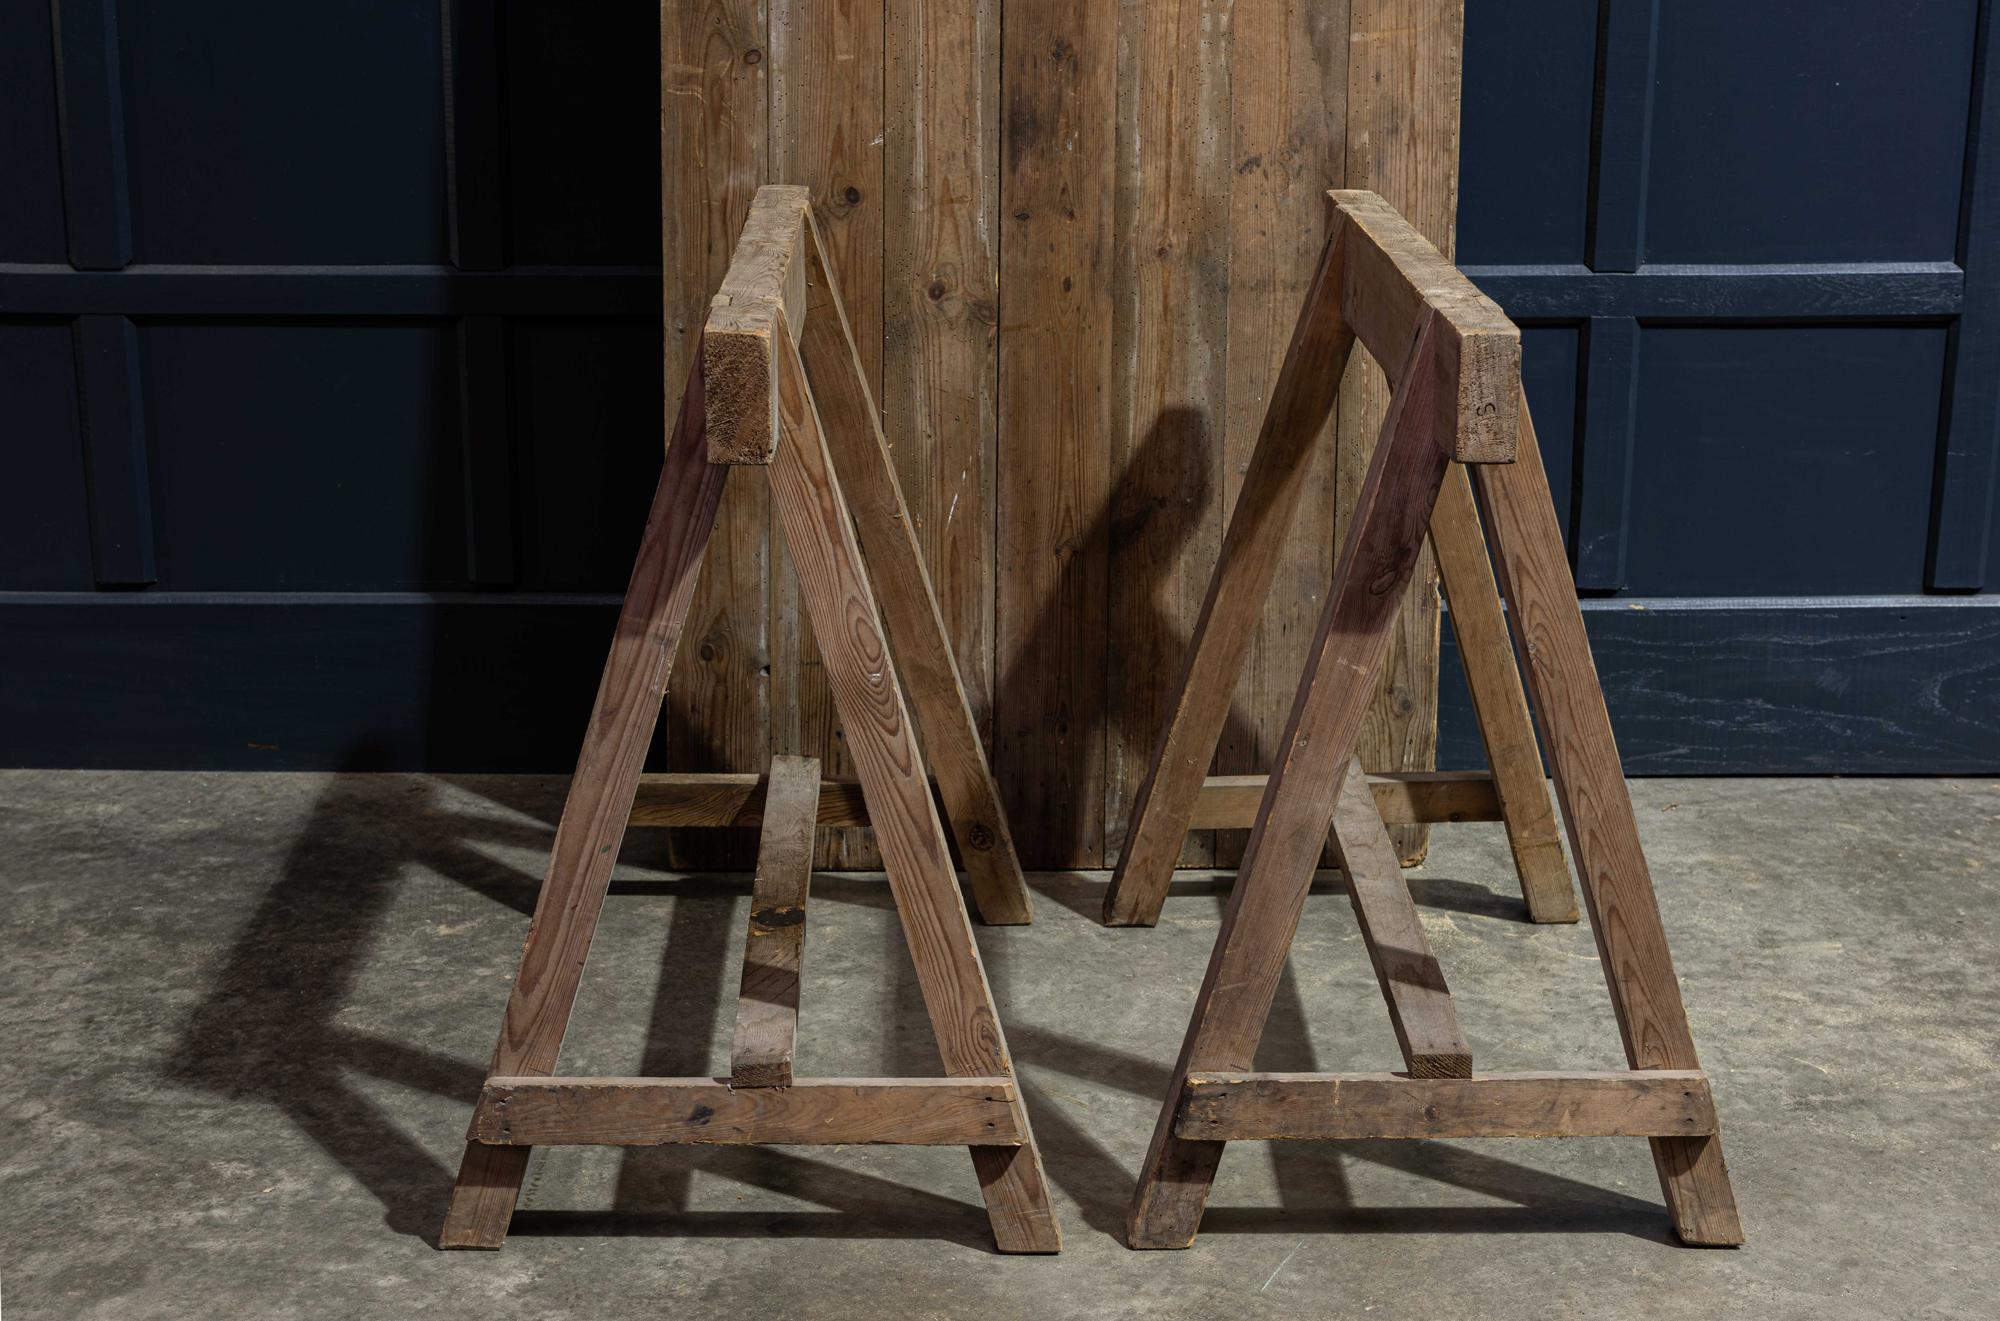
[1473,392,1741,1244]
[441,359,728,1248]
[1127,312,1455,1246]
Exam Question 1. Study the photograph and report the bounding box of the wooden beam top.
[1329,189,1520,464]
[704,184,813,463]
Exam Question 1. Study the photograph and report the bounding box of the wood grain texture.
[1175,1070,1717,1141]
[767,329,1059,1251]
[1103,228,1355,924]
[441,363,729,1250]
[1339,0,1466,864]
[1430,465,1576,922]
[1474,393,1743,1246]
[798,211,1033,924]
[1127,316,1452,1250]
[629,768,1494,829]
[703,184,810,463]
[661,0,769,874]
[1105,0,1231,871]
[1327,759,1470,1077]
[996,0,1115,868]
[770,0,886,870]
[730,753,819,1087]
[1214,0,1352,875]
[472,1077,1024,1146]
[1330,188,1517,463]
[884,0,1001,863]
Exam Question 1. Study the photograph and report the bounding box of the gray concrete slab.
[0,772,1994,1319]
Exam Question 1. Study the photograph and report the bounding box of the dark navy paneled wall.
[4,0,1997,773]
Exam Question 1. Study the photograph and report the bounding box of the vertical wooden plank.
[662,0,771,870]
[1103,0,1231,868]
[1340,0,1467,863]
[1215,0,1352,870]
[49,0,132,271]
[1474,393,1743,1245]
[770,0,886,868]
[799,215,1034,923]
[884,0,1001,812]
[71,315,155,587]
[997,1,1117,867]
[1102,230,1354,926]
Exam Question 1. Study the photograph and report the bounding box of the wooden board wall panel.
[996,3,1117,867]
[662,0,771,870]
[884,0,1001,791]
[1214,0,1352,869]
[1104,0,1231,868]
[1339,0,1465,863]
[771,0,887,868]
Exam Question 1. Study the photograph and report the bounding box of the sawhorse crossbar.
[440,186,1059,1253]
[1123,191,1744,1249]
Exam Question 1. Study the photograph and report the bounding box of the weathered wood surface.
[797,210,1033,923]
[1474,394,1743,1245]
[703,185,810,463]
[1175,1070,1717,1141]
[442,362,728,1250]
[766,328,1060,1251]
[1430,465,1577,921]
[1127,316,1453,1249]
[1329,189,1517,464]
[1340,0,1466,864]
[1327,759,1470,1078]
[1104,228,1354,924]
[661,0,769,873]
[663,0,1459,867]
[630,768,1498,830]
[472,1077,1025,1147]
[730,754,819,1087]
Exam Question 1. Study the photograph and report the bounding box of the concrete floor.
[1,772,1995,1319]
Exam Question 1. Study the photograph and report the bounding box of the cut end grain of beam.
[705,185,813,463]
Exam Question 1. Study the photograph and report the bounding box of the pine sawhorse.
[440,185,1059,1253]
[1123,191,1743,1249]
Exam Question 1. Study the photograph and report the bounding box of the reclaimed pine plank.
[798,210,1034,923]
[1103,225,1353,925]
[473,1077,1024,1146]
[730,753,820,1087]
[884,0,1002,874]
[1340,0,1467,864]
[660,0,770,873]
[1214,0,1352,871]
[770,0,887,870]
[1105,0,1230,871]
[1175,1070,1716,1141]
[996,0,1116,868]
